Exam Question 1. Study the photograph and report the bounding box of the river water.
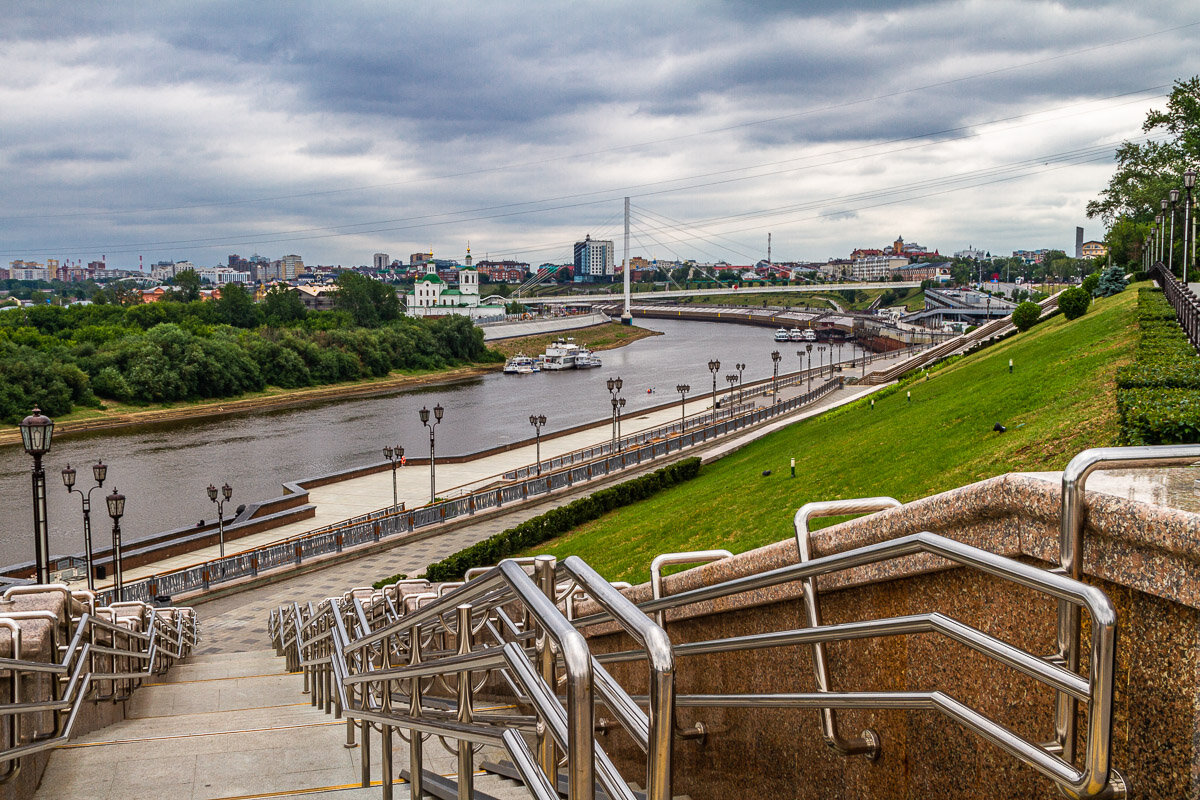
[0,319,866,568]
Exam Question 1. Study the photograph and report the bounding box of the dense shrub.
[423,458,703,582]
[1011,302,1041,332]
[1116,288,1200,444]
[1058,287,1092,320]
[1081,272,1100,296]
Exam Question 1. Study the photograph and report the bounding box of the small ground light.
[790,457,796,478]
[870,398,874,410]
[1009,358,1014,373]
[906,390,911,402]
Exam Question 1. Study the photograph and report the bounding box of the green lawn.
[523,288,1137,583]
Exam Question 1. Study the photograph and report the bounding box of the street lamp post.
[1185,169,1197,280]
[817,345,827,377]
[529,415,547,475]
[105,489,125,601]
[735,363,746,402]
[62,460,107,591]
[610,396,626,445]
[770,350,781,398]
[383,445,404,508]
[419,404,444,504]
[19,407,54,585]
[707,359,720,421]
[1150,224,1158,265]
[606,377,623,446]
[676,384,690,431]
[1156,212,1165,263]
[1170,189,1181,274]
[725,373,738,408]
[805,343,814,391]
[207,482,233,558]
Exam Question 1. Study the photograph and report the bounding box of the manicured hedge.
[422,457,702,582]
[1116,289,1200,444]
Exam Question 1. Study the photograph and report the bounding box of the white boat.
[800,329,817,342]
[773,328,790,342]
[541,338,580,370]
[504,354,538,374]
[789,328,805,341]
[575,348,602,368]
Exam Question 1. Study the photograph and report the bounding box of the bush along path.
[1116,287,1200,444]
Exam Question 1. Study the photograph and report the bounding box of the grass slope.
[524,288,1137,583]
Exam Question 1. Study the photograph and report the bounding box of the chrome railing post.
[381,620,394,800]
[1056,445,1200,766]
[795,497,900,758]
[534,555,558,783]
[408,621,424,800]
[456,604,474,800]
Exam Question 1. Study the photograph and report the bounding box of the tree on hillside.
[1095,266,1128,297]
[262,284,307,325]
[1058,287,1092,320]
[1011,301,1041,332]
[1088,76,1200,266]
[333,271,401,327]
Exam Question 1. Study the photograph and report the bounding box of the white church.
[404,247,506,320]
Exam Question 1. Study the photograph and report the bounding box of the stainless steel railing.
[0,584,198,782]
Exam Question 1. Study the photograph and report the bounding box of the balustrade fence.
[1150,262,1200,350]
[97,377,844,606]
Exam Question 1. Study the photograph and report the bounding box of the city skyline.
[2,2,1198,267]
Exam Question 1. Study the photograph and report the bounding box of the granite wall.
[579,473,1200,799]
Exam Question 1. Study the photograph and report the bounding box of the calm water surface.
[0,319,865,567]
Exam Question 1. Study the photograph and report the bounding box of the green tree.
[333,271,400,327]
[215,282,261,328]
[1058,287,1092,320]
[262,284,308,326]
[1011,301,1041,332]
[1094,266,1128,297]
[172,269,202,302]
[1081,272,1101,296]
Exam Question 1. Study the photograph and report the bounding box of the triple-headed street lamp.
[735,362,746,402]
[19,407,54,584]
[207,482,233,558]
[817,345,827,377]
[707,359,720,421]
[529,414,547,475]
[805,343,814,391]
[725,373,738,408]
[105,488,125,601]
[383,445,404,508]
[676,384,690,430]
[770,350,781,398]
[419,404,444,505]
[62,459,107,591]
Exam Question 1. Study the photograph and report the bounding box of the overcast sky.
[2,1,1198,269]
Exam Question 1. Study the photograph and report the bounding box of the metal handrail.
[0,586,197,778]
[584,531,1123,799]
[649,550,731,628]
[794,497,900,758]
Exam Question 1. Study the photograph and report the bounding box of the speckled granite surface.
[579,471,1200,799]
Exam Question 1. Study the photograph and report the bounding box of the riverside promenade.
[87,353,921,610]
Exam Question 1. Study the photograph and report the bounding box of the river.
[0,319,867,568]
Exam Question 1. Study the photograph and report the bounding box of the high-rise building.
[373,253,389,270]
[280,255,304,280]
[573,235,615,281]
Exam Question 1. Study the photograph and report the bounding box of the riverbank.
[0,321,659,447]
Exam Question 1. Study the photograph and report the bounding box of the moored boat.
[773,328,790,342]
[504,354,539,374]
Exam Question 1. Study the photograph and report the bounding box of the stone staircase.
[31,648,533,800]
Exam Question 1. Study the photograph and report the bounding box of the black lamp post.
[207,482,233,558]
[805,343,814,391]
[1170,189,1181,274]
[1156,212,1165,263]
[383,445,404,508]
[817,345,827,377]
[529,415,547,475]
[676,384,689,430]
[1185,169,1196,280]
[770,350,781,398]
[735,362,746,402]
[105,488,125,601]
[19,407,54,585]
[725,373,738,408]
[707,359,720,421]
[62,459,107,591]
[1162,198,1170,263]
[419,404,444,504]
[606,377,623,447]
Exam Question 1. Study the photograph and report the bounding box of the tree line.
[0,272,500,424]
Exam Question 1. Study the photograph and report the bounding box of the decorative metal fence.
[99,376,843,606]
[1151,262,1200,350]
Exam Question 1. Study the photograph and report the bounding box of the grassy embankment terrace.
[1,321,657,445]
[522,287,1139,584]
